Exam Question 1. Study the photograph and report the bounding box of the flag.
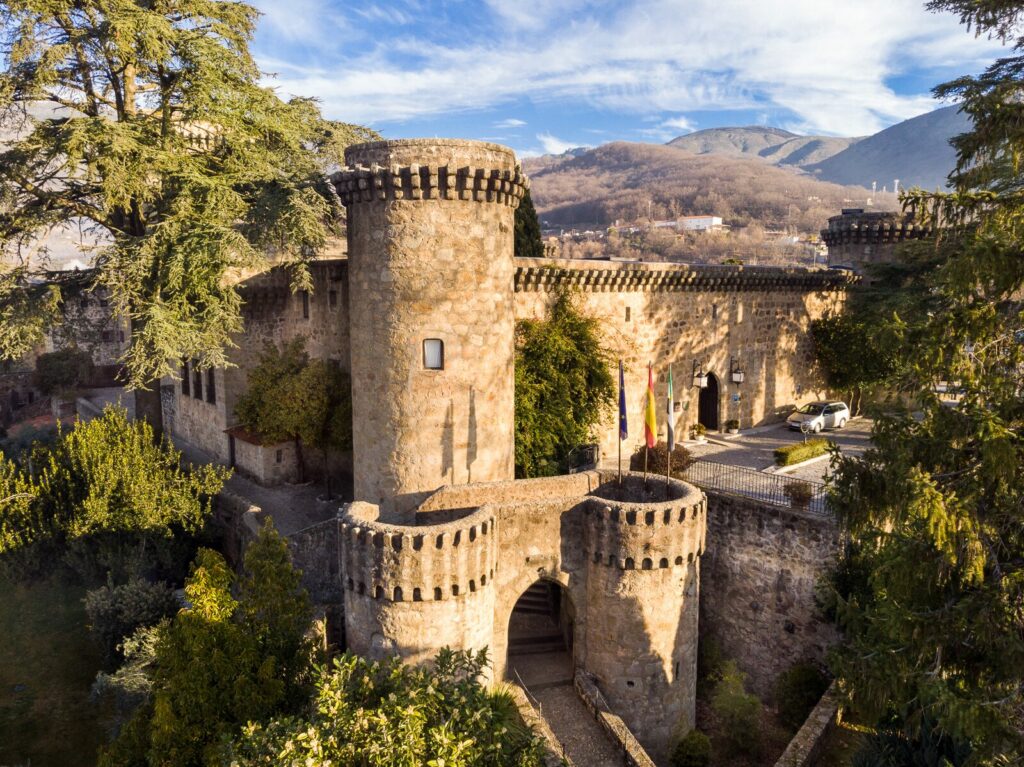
[644,363,657,448]
[666,367,675,451]
[618,361,628,440]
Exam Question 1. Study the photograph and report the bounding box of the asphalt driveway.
[686,417,873,483]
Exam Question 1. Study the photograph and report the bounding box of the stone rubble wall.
[700,491,841,697]
[774,681,842,767]
[574,671,658,767]
[513,259,848,463]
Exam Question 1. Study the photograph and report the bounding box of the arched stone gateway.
[339,470,707,759]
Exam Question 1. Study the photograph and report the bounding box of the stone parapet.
[514,259,854,293]
[334,138,528,208]
[821,210,932,249]
[340,501,498,604]
[585,474,706,570]
[574,671,658,767]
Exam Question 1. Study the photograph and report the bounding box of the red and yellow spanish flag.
[644,363,657,448]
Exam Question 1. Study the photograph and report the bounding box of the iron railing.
[680,459,831,516]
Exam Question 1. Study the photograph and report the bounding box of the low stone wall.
[215,490,264,567]
[700,491,841,697]
[574,671,657,767]
[507,683,572,767]
[774,681,842,767]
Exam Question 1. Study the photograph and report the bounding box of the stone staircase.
[508,582,566,656]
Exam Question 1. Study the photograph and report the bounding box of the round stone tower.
[334,140,527,519]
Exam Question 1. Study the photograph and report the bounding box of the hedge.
[774,438,832,466]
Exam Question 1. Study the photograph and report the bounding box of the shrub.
[85,579,179,665]
[671,729,711,767]
[33,347,94,395]
[725,418,740,430]
[691,423,707,438]
[711,661,762,756]
[697,636,725,697]
[774,662,829,730]
[774,437,831,466]
[629,442,694,477]
[784,480,815,509]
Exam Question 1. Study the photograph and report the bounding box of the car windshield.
[796,404,824,415]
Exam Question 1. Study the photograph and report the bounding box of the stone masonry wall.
[170,260,349,467]
[700,491,841,697]
[514,259,849,464]
[340,139,527,518]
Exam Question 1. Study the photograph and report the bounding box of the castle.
[166,138,852,759]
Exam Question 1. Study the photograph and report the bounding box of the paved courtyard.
[687,417,873,483]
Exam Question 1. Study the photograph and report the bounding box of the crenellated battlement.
[333,163,528,207]
[584,474,706,569]
[514,259,854,293]
[341,501,498,604]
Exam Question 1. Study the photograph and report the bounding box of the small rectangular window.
[206,368,216,404]
[275,449,283,464]
[181,360,190,396]
[712,304,719,319]
[625,306,631,322]
[328,290,338,309]
[301,290,310,319]
[423,339,444,370]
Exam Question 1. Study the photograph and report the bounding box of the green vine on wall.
[514,290,615,478]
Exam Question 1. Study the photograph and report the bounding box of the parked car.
[786,401,850,432]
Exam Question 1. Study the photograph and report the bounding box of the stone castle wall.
[700,491,841,697]
[170,260,349,465]
[339,470,706,759]
[514,260,850,463]
[339,139,528,518]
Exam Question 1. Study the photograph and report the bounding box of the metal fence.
[680,459,831,516]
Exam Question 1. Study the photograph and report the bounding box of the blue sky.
[249,0,1006,158]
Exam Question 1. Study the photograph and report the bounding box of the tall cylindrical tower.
[334,140,527,519]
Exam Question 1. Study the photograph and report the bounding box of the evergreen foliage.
[102,521,314,767]
[823,3,1024,761]
[514,189,545,259]
[0,2,376,431]
[774,438,832,466]
[33,347,95,395]
[234,338,352,490]
[773,662,829,731]
[226,649,545,767]
[0,407,227,580]
[671,730,712,767]
[710,661,763,756]
[85,579,179,666]
[514,290,615,477]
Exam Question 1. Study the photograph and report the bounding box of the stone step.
[509,634,566,655]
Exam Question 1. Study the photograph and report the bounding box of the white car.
[786,401,850,433]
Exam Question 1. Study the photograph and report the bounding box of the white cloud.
[259,0,1008,135]
[537,132,583,154]
[494,118,527,129]
[661,115,695,133]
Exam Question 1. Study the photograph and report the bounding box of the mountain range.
[525,105,970,230]
[665,105,968,191]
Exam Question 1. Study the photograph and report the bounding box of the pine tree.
[514,189,545,259]
[826,3,1024,761]
[0,2,375,434]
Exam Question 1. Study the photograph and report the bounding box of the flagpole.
[666,365,673,488]
[618,430,622,487]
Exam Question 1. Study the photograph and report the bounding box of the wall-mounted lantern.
[692,360,708,389]
[730,356,745,384]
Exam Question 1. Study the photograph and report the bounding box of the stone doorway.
[506,580,574,687]
[698,372,720,431]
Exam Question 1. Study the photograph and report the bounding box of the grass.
[0,576,107,767]
[774,438,833,466]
